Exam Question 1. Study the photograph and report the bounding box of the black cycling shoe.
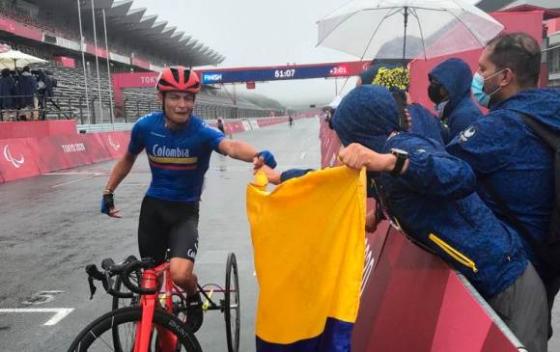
[185,292,203,333]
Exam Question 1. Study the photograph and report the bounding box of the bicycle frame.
[75,252,239,352]
[127,261,234,352]
[133,262,179,352]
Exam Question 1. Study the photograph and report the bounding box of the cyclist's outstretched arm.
[257,165,313,185]
[218,139,258,162]
[101,152,137,218]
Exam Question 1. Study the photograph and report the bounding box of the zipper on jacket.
[428,233,478,273]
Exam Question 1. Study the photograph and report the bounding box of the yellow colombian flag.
[247,166,366,351]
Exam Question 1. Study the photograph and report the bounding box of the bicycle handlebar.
[118,257,160,295]
[85,255,158,300]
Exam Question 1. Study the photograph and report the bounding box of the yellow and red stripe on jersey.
[148,155,198,171]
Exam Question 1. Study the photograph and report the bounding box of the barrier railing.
[317,118,524,351]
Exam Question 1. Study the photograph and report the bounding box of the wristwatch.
[390,148,409,176]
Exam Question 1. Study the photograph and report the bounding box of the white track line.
[45,171,105,176]
[51,177,90,188]
[0,308,74,326]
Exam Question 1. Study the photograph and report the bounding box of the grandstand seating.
[0,0,284,122]
[32,61,283,122]
[34,61,114,123]
[121,86,283,120]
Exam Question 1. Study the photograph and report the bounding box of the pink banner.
[85,134,112,163]
[0,138,41,181]
[255,117,289,127]
[112,72,158,104]
[112,72,159,89]
[319,120,341,168]
[0,120,77,140]
[546,18,560,34]
[0,16,42,41]
[0,118,287,183]
[225,120,246,134]
[353,228,519,351]
[54,56,76,68]
[99,132,130,159]
[209,120,247,134]
[27,136,72,173]
[85,44,108,59]
[29,135,91,172]
[0,132,129,179]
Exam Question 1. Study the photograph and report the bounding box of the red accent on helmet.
[156,66,200,94]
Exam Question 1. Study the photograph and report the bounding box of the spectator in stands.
[217,117,225,134]
[357,64,443,144]
[446,32,560,339]
[0,68,15,120]
[36,69,54,120]
[217,116,233,139]
[324,96,342,130]
[15,65,37,120]
[258,85,548,352]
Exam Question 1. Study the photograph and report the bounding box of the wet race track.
[1,116,560,352]
[0,118,320,352]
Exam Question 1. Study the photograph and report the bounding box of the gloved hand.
[257,150,277,169]
[100,192,121,218]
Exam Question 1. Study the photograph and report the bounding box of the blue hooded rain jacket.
[430,58,482,142]
[447,88,560,280]
[332,85,528,298]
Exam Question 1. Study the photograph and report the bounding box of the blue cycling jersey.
[128,112,225,203]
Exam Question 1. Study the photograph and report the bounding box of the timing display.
[199,61,369,84]
[274,69,296,79]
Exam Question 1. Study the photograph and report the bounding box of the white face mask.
[435,100,449,118]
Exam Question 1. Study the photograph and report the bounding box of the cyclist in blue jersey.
[100,66,276,331]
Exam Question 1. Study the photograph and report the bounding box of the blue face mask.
[471,70,505,108]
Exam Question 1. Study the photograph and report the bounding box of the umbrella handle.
[403,6,408,60]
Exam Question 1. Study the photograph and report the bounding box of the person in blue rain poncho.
[446,33,560,332]
[357,58,482,145]
[259,85,548,352]
[427,58,483,143]
[335,85,548,352]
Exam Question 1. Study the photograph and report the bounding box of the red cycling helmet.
[156,66,200,94]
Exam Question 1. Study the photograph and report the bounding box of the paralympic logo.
[108,136,120,151]
[3,145,24,168]
[360,239,375,296]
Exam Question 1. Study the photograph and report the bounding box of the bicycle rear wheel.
[67,306,202,352]
[224,252,240,352]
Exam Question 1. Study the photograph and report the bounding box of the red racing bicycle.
[67,253,240,352]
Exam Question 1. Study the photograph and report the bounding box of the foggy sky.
[131,0,480,108]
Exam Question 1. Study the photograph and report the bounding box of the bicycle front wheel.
[67,306,202,352]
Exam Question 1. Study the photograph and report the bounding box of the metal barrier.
[77,122,134,133]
